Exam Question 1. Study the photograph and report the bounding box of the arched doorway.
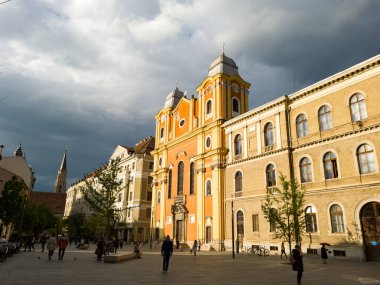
[236,210,244,252]
[360,202,380,261]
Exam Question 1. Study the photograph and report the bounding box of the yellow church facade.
[151,52,380,260]
[151,53,250,250]
[223,54,380,261]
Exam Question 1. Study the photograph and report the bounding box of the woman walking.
[47,236,57,261]
[191,240,198,257]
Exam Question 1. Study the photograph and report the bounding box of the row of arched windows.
[233,143,377,191]
[206,98,240,117]
[232,93,369,156]
[296,93,368,138]
[166,161,195,199]
[235,203,346,235]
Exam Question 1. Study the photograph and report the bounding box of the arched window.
[350,93,367,122]
[234,134,242,157]
[318,105,332,131]
[160,127,164,140]
[323,152,338,179]
[177,162,184,195]
[190,162,195,195]
[269,208,277,232]
[264,122,274,147]
[168,169,172,198]
[330,204,344,233]
[305,206,318,233]
[237,210,244,235]
[266,164,276,187]
[206,100,212,116]
[157,191,161,204]
[206,180,212,196]
[235,171,243,194]
[299,157,312,183]
[296,114,308,138]
[357,144,376,174]
[232,98,240,114]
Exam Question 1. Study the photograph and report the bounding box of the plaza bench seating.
[103,252,137,263]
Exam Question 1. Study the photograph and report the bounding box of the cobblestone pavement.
[0,244,379,285]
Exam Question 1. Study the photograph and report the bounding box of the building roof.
[163,87,185,109]
[125,136,155,155]
[30,191,67,217]
[208,53,239,77]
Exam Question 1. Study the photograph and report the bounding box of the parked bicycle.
[246,245,269,256]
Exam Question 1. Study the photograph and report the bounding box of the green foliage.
[81,158,123,239]
[261,174,306,252]
[13,201,58,235]
[0,176,26,226]
[63,213,86,238]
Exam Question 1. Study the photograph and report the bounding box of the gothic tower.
[54,150,67,193]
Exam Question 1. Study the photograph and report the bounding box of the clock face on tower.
[232,82,239,93]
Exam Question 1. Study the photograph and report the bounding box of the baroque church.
[151,52,380,261]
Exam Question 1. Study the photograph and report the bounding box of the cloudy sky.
[1,0,380,192]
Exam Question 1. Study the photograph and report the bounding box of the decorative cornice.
[290,58,380,103]
[294,122,380,151]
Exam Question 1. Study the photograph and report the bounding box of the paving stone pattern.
[0,244,379,285]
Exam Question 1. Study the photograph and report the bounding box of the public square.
[0,244,379,285]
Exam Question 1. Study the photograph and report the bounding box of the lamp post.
[231,196,235,259]
[149,209,154,250]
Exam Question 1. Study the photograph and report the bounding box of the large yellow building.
[151,53,250,250]
[223,54,380,261]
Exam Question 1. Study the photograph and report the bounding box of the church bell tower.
[54,149,67,193]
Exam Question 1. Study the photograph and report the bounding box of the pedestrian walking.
[58,235,68,260]
[161,235,173,274]
[134,242,142,258]
[321,244,329,264]
[198,240,201,251]
[40,234,46,252]
[113,236,119,254]
[47,236,57,261]
[95,237,105,261]
[292,244,304,285]
[281,241,287,259]
[191,240,198,257]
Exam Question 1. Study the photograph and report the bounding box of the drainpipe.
[284,95,294,181]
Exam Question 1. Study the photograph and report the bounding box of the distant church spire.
[54,149,67,193]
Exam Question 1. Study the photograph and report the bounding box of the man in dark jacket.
[292,244,304,285]
[161,235,173,274]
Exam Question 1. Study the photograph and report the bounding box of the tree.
[13,202,58,235]
[0,176,27,235]
[261,174,306,254]
[81,158,123,240]
[64,213,86,239]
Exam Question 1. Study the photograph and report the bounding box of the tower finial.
[222,42,225,54]
[176,78,179,88]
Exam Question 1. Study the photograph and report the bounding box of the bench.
[103,252,137,263]
[79,244,89,250]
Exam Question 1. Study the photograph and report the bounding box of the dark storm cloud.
[1,0,380,191]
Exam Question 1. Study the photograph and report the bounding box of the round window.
[205,137,211,148]
[179,119,185,127]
